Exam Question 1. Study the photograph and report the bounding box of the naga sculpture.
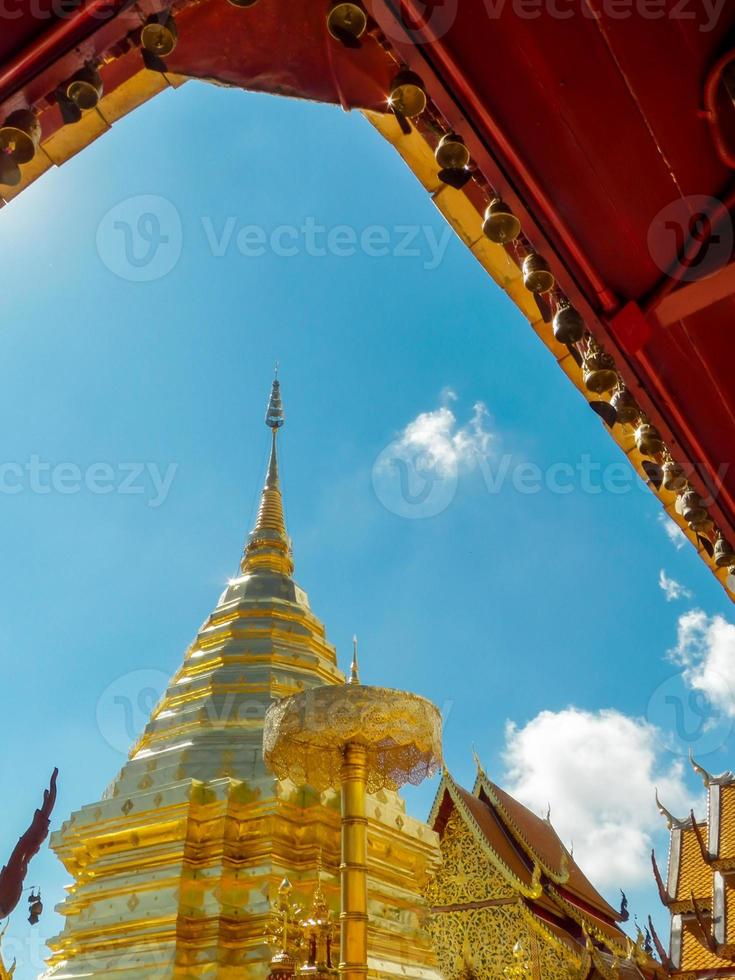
[0,768,58,920]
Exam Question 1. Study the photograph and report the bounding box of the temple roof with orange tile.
[672,825,712,907]
[430,768,667,979]
[657,755,735,975]
[431,770,625,932]
[474,772,621,923]
[718,784,735,861]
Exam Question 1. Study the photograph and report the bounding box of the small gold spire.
[241,378,293,577]
[349,635,360,685]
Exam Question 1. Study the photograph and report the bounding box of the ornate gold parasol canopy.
[263,681,442,794]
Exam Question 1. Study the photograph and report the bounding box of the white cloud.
[658,513,687,550]
[502,708,695,889]
[659,569,692,602]
[670,610,735,717]
[384,389,493,477]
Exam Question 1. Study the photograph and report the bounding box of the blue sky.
[1,79,735,976]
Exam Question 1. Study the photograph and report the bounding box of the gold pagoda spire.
[241,376,294,576]
[349,635,360,685]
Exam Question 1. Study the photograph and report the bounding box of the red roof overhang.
[364,1,735,560]
[2,1,735,592]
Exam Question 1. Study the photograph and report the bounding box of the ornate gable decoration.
[425,768,651,980]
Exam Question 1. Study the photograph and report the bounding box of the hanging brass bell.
[552,304,584,344]
[389,70,427,118]
[635,423,664,458]
[522,253,555,294]
[582,348,618,395]
[482,198,520,244]
[0,152,21,186]
[680,490,707,527]
[141,15,178,57]
[662,459,686,492]
[327,2,366,41]
[435,132,470,171]
[611,386,639,425]
[714,536,735,568]
[0,109,41,164]
[27,889,43,925]
[67,65,104,112]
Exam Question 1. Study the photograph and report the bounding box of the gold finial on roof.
[655,788,689,829]
[349,635,360,685]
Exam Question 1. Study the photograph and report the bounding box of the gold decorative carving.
[427,809,586,980]
[426,811,513,907]
[426,903,581,980]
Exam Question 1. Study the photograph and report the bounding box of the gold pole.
[339,741,368,980]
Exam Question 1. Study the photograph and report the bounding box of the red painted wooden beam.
[654,261,735,326]
[0,0,132,104]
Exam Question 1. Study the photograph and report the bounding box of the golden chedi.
[42,379,440,980]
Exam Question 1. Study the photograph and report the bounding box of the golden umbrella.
[263,643,442,980]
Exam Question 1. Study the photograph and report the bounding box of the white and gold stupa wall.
[42,381,440,980]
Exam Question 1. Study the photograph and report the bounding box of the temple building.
[653,755,735,977]
[426,767,662,980]
[42,380,439,980]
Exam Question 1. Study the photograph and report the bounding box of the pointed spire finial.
[689,747,713,786]
[266,373,285,430]
[241,377,292,576]
[655,788,690,829]
[472,745,485,777]
[349,635,360,685]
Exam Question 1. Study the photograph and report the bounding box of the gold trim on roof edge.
[547,886,628,959]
